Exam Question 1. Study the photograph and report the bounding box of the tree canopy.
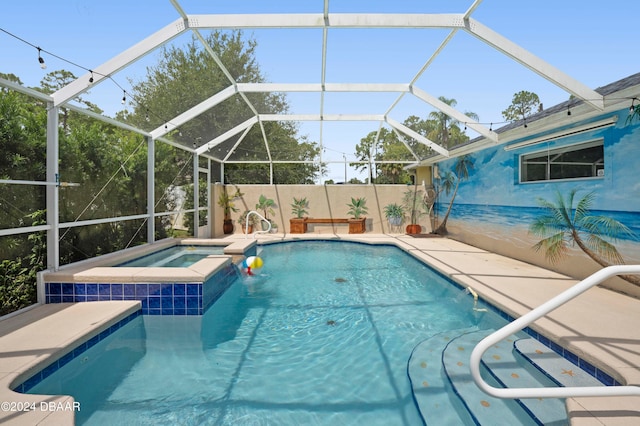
[125,30,322,184]
[502,90,542,122]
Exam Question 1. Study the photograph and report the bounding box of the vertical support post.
[193,152,199,238]
[206,158,212,237]
[45,102,59,273]
[220,162,225,184]
[147,136,155,243]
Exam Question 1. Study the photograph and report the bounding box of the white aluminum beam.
[386,117,449,157]
[259,114,385,122]
[188,13,464,29]
[235,83,410,93]
[150,85,237,139]
[464,18,604,110]
[410,86,499,143]
[199,116,259,155]
[52,18,189,107]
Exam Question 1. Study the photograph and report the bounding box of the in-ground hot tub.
[40,238,256,315]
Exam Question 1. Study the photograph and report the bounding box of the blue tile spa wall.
[45,263,239,315]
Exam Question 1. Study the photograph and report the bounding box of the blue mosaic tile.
[124,284,135,296]
[49,283,61,295]
[161,297,173,309]
[86,284,98,296]
[147,308,161,315]
[564,350,579,366]
[74,283,86,295]
[62,283,74,295]
[148,284,161,296]
[187,308,200,315]
[111,284,123,296]
[136,284,149,297]
[86,295,99,302]
[87,334,100,348]
[596,369,615,386]
[49,295,61,303]
[579,359,597,376]
[148,297,161,309]
[174,283,186,296]
[186,284,199,295]
[161,284,173,296]
[62,295,74,303]
[174,307,186,315]
[174,297,186,309]
[161,307,173,315]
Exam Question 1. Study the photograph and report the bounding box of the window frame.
[519,139,604,184]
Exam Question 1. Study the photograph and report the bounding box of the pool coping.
[0,301,140,425]
[1,233,638,424]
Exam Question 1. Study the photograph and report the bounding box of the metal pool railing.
[470,265,640,399]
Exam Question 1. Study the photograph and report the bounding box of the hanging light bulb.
[37,48,46,69]
[567,105,571,116]
[489,122,492,132]
[89,70,94,83]
[630,98,637,113]
[121,91,126,105]
[145,109,150,122]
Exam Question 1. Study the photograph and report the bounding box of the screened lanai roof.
[3,0,635,180]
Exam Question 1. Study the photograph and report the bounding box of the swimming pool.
[27,241,543,424]
[117,245,226,267]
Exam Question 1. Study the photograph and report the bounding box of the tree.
[126,30,321,184]
[529,189,640,286]
[502,90,541,122]
[427,97,478,149]
[433,154,474,235]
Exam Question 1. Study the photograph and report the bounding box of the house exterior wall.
[434,105,640,297]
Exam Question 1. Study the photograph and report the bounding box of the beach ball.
[242,256,264,275]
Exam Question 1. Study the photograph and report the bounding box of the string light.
[121,91,126,105]
[89,70,94,83]
[567,105,571,116]
[37,47,46,69]
[630,98,637,113]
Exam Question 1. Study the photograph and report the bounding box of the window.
[520,140,604,183]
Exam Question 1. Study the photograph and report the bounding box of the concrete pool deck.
[0,233,638,425]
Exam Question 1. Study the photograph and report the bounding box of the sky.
[2,0,639,183]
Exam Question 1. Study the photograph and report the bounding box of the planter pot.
[261,221,271,231]
[223,219,234,234]
[290,218,307,234]
[387,216,402,227]
[406,224,422,234]
[348,218,366,234]
[241,224,254,234]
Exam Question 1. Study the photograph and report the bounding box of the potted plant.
[255,194,276,231]
[290,197,309,233]
[238,210,258,234]
[346,197,368,234]
[383,203,405,228]
[217,187,243,234]
[403,186,426,234]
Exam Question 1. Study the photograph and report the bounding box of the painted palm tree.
[433,154,474,235]
[529,189,640,286]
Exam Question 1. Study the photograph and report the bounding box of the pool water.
[29,241,522,425]
[117,245,225,267]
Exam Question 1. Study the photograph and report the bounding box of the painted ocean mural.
[434,105,640,264]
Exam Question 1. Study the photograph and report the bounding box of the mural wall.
[435,105,640,293]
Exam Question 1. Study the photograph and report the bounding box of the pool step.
[514,338,605,388]
[442,330,538,425]
[407,328,478,425]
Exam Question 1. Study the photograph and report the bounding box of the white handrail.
[244,210,271,239]
[470,265,640,398]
